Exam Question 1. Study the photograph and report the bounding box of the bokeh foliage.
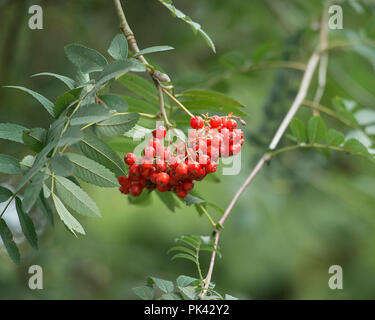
[1,0,375,299]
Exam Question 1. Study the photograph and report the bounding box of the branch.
[268,51,320,150]
[312,3,330,115]
[113,0,172,127]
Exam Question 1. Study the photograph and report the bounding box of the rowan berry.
[210,115,222,128]
[124,153,137,165]
[176,163,188,177]
[206,161,218,173]
[129,164,140,178]
[130,183,143,197]
[190,116,204,129]
[156,172,170,186]
[153,126,167,139]
[226,119,238,130]
[183,180,194,191]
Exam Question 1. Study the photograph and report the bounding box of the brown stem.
[113,0,172,127]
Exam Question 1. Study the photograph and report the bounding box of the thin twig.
[163,88,195,118]
[312,4,330,115]
[113,0,172,128]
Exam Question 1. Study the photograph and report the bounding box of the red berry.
[190,116,204,129]
[183,180,194,191]
[130,183,143,197]
[163,147,172,160]
[144,146,156,159]
[176,189,188,198]
[157,184,170,192]
[118,176,129,187]
[156,172,170,186]
[141,158,153,169]
[230,143,242,155]
[206,161,218,173]
[149,138,162,150]
[198,154,210,166]
[156,160,167,172]
[150,171,159,184]
[176,163,188,177]
[188,162,201,176]
[195,167,206,181]
[169,156,181,168]
[210,115,222,128]
[153,126,167,139]
[129,164,140,178]
[226,119,237,130]
[124,153,137,165]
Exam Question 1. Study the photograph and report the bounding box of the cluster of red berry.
[118,114,244,198]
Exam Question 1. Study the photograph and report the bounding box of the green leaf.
[178,286,198,300]
[70,103,112,125]
[15,141,56,192]
[4,86,54,117]
[157,192,179,212]
[0,186,12,203]
[22,171,45,213]
[133,46,174,57]
[225,294,239,300]
[95,113,139,137]
[64,44,107,73]
[177,90,247,116]
[66,153,118,187]
[168,246,197,257]
[308,116,326,144]
[176,275,197,288]
[23,128,47,152]
[0,219,20,265]
[0,123,28,143]
[77,133,126,177]
[108,34,128,60]
[54,175,101,218]
[122,95,158,113]
[343,138,369,156]
[0,154,21,175]
[157,0,216,53]
[19,155,35,172]
[183,194,205,206]
[118,73,159,105]
[53,90,79,118]
[99,94,128,112]
[50,155,73,177]
[161,293,182,300]
[52,194,85,236]
[179,90,245,108]
[59,126,82,146]
[133,285,154,300]
[37,193,54,227]
[94,60,146,90]
[290,118,306,143]
[148,277,174,293]
[332,97,359,127]
[171,253,198,264]
[176,235,201,249]
[31,72,75,90]
[326,129,345,147]
[15,197,38,249]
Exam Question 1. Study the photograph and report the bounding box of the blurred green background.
[1,0,375,299]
